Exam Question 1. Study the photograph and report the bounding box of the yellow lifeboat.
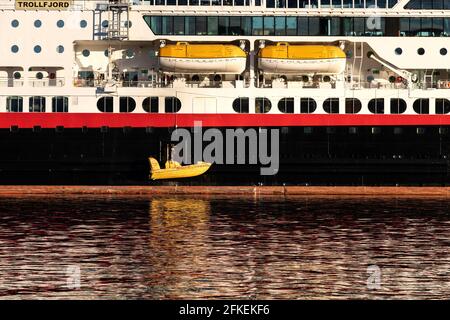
[258,43,346,74]
[159,42,247,74]
[148,157,212,180]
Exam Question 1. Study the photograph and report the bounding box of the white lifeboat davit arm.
[368,52,415,85]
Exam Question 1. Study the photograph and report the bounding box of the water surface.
[0,195,448,299]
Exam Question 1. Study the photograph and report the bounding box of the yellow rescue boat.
[159,42,247,74]
[258,43,346,74]
[149,157,212,180]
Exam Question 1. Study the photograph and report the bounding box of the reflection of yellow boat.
[148,157,211,180]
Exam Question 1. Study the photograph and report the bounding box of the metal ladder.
[424,69,435,89]
[93,1,130,41]
[107,0,130,40]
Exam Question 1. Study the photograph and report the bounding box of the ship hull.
[0,126,448,186]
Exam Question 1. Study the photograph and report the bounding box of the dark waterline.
[0,195,448,299]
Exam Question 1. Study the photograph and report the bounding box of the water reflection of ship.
[148,198,211,297]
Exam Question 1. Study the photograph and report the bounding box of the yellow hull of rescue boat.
[159,42,247,74]
[149,157,212,180]
[258,43,346,74]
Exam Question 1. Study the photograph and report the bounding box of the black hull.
[0,126,449,186]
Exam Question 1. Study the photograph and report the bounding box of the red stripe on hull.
[0,113,449,128]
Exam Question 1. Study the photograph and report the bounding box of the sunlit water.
[0,195,448,299]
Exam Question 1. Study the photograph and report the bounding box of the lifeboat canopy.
[258,43,347,74]
[159,42,247,74]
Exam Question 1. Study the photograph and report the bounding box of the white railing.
[0,78,24,87]
[29,78,66,88]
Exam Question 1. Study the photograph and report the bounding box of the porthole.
[440,48,448,56]
[323,98,339,114]
[119,97,136,113]
[11,45,19,53]
[345,98,362,114]
[34,20,42,28]
[36,72,44,80]
[164,97,182,113]
[97,97,113,113]
[255,97,271,114]
[300,98,317,114]
[34,45,42,53]
[278,98,294,114]
[390,98,407,114]
[126,49,134,58]
[417,48,425,55]
[13,72,21,80]
[56,20,64,28]
[368,98,385,114]
[232,97,249,113]
[11,20,19,28]
[104,49,109,57]
[143,97,159,113]
[80,20,87,28]
[102,20,109,28]
[56,45,64,53]
[395,48,402,55]
[82,49,90,57]
[413,99,429,114]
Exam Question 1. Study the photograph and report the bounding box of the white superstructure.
[0,0,450,128]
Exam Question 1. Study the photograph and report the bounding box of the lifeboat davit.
[159,42,247,74]
[258,43,346,74]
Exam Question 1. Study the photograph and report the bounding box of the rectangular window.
[52,97,69,113]
[309,17,320,36]
[377,0,387,8]
[275,16,286,36]
[332,0,341,7]
[421,18,433,36]
[353,17,365,36]
[343,0,353,8]
[297,17,308,36]
[208,16,218,35]
[264,16,275,36]
[286,17,297,36]
[241,16,252,35]
[329,17,341,36]
[230,16,241,35]
[299,0,308,7]
[195,16,207,35]
[174,16,185,35]
[287,0,297,8]
[410,18,421,36]
[252,17,263,36]
[219,16,230,35]
[433,17,444,36]
[185,17,196,35]
[399,18,410,36]
[7,96,23,112]
[162,16,173,35]
[150,16,161,35]
[444,18,450,36]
